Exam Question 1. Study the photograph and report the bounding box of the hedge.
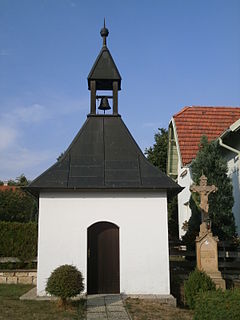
[0,188,38,222]
[184,269,216,309]
[0,221,38,261]
[194,289,240,320]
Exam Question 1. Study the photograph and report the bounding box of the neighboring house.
[27,25,180,297]
[167,106,240,238]
[219,119,240,234]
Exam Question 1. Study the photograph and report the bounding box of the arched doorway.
[87,222,120,294]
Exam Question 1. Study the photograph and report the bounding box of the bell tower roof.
[87,21,121,91]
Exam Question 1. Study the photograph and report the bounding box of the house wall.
[37,191,170,296]
[177,152,240,238]
[223,148,240,235]
[177,166,192,238]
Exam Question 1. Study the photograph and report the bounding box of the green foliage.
[194,289,240,320]
[7,174,29,186]
[0,261,37,270]
[189,136,236,240]
[7,179,18,186]
[184,269,216,309]
[182,195,201,248]
[0,222,38,261]
[46,265,84,305]
[145,128,168,173]
[15,174,29,186]
[0,188,37,222]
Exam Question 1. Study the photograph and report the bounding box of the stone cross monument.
[190,174,225,290]
[190,174,218,223]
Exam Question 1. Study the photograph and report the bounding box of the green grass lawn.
[0,284,86,320]
[0,284,194,320]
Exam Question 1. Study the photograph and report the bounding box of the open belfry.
[27,23,181,297]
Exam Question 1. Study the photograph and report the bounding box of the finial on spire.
[100,18,109,47]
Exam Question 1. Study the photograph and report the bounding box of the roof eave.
[25,185,183,194]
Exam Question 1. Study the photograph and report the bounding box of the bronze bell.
[98,97,111,111]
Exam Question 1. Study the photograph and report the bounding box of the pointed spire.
[88,21,121,91]
[100,18,109,47]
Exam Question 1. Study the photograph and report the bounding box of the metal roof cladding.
[26,23,181,195]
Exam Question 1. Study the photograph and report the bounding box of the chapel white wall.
[37,191,170,296]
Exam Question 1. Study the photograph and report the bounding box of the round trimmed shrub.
[184,269,216,309]
[46,265,84,306]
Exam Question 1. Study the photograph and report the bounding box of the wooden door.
[87,222,120,294]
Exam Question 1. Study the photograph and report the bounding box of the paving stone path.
[87,294,131,320]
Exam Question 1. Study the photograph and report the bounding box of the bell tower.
[87,20,121,115]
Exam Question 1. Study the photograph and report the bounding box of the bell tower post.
[90,80,96,115]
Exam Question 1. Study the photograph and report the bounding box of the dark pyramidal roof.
[27,23,181,195]
[27,115,180,193]
[88,46,121,91]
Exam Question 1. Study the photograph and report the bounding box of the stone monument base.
[196,222,226,291]
[208,272,226,290]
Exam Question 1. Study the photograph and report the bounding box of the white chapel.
[27,24,181,297]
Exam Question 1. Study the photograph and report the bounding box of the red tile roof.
[173,106,240,166]
[0,185,18,191]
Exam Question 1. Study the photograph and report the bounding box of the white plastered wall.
[37,191,170,296]
[225,154,240,235]
[177,165,192,238]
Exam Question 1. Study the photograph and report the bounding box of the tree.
[184,136,236,241]
[16,174,29,186]
[145,128,168,173]
[0,174,37,222]
[7,174,29,186]
[145,128,179,239]
[0,189,38,222]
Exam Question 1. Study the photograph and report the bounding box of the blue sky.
[0,0,240,181]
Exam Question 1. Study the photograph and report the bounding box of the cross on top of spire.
[100,18,109,47]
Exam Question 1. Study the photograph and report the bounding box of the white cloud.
[0,147,55,181]
[0,96,89,126]
[0,96,89,180]
[0,126,17,151]
[2,104,50,125]
[14,104,50,123]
